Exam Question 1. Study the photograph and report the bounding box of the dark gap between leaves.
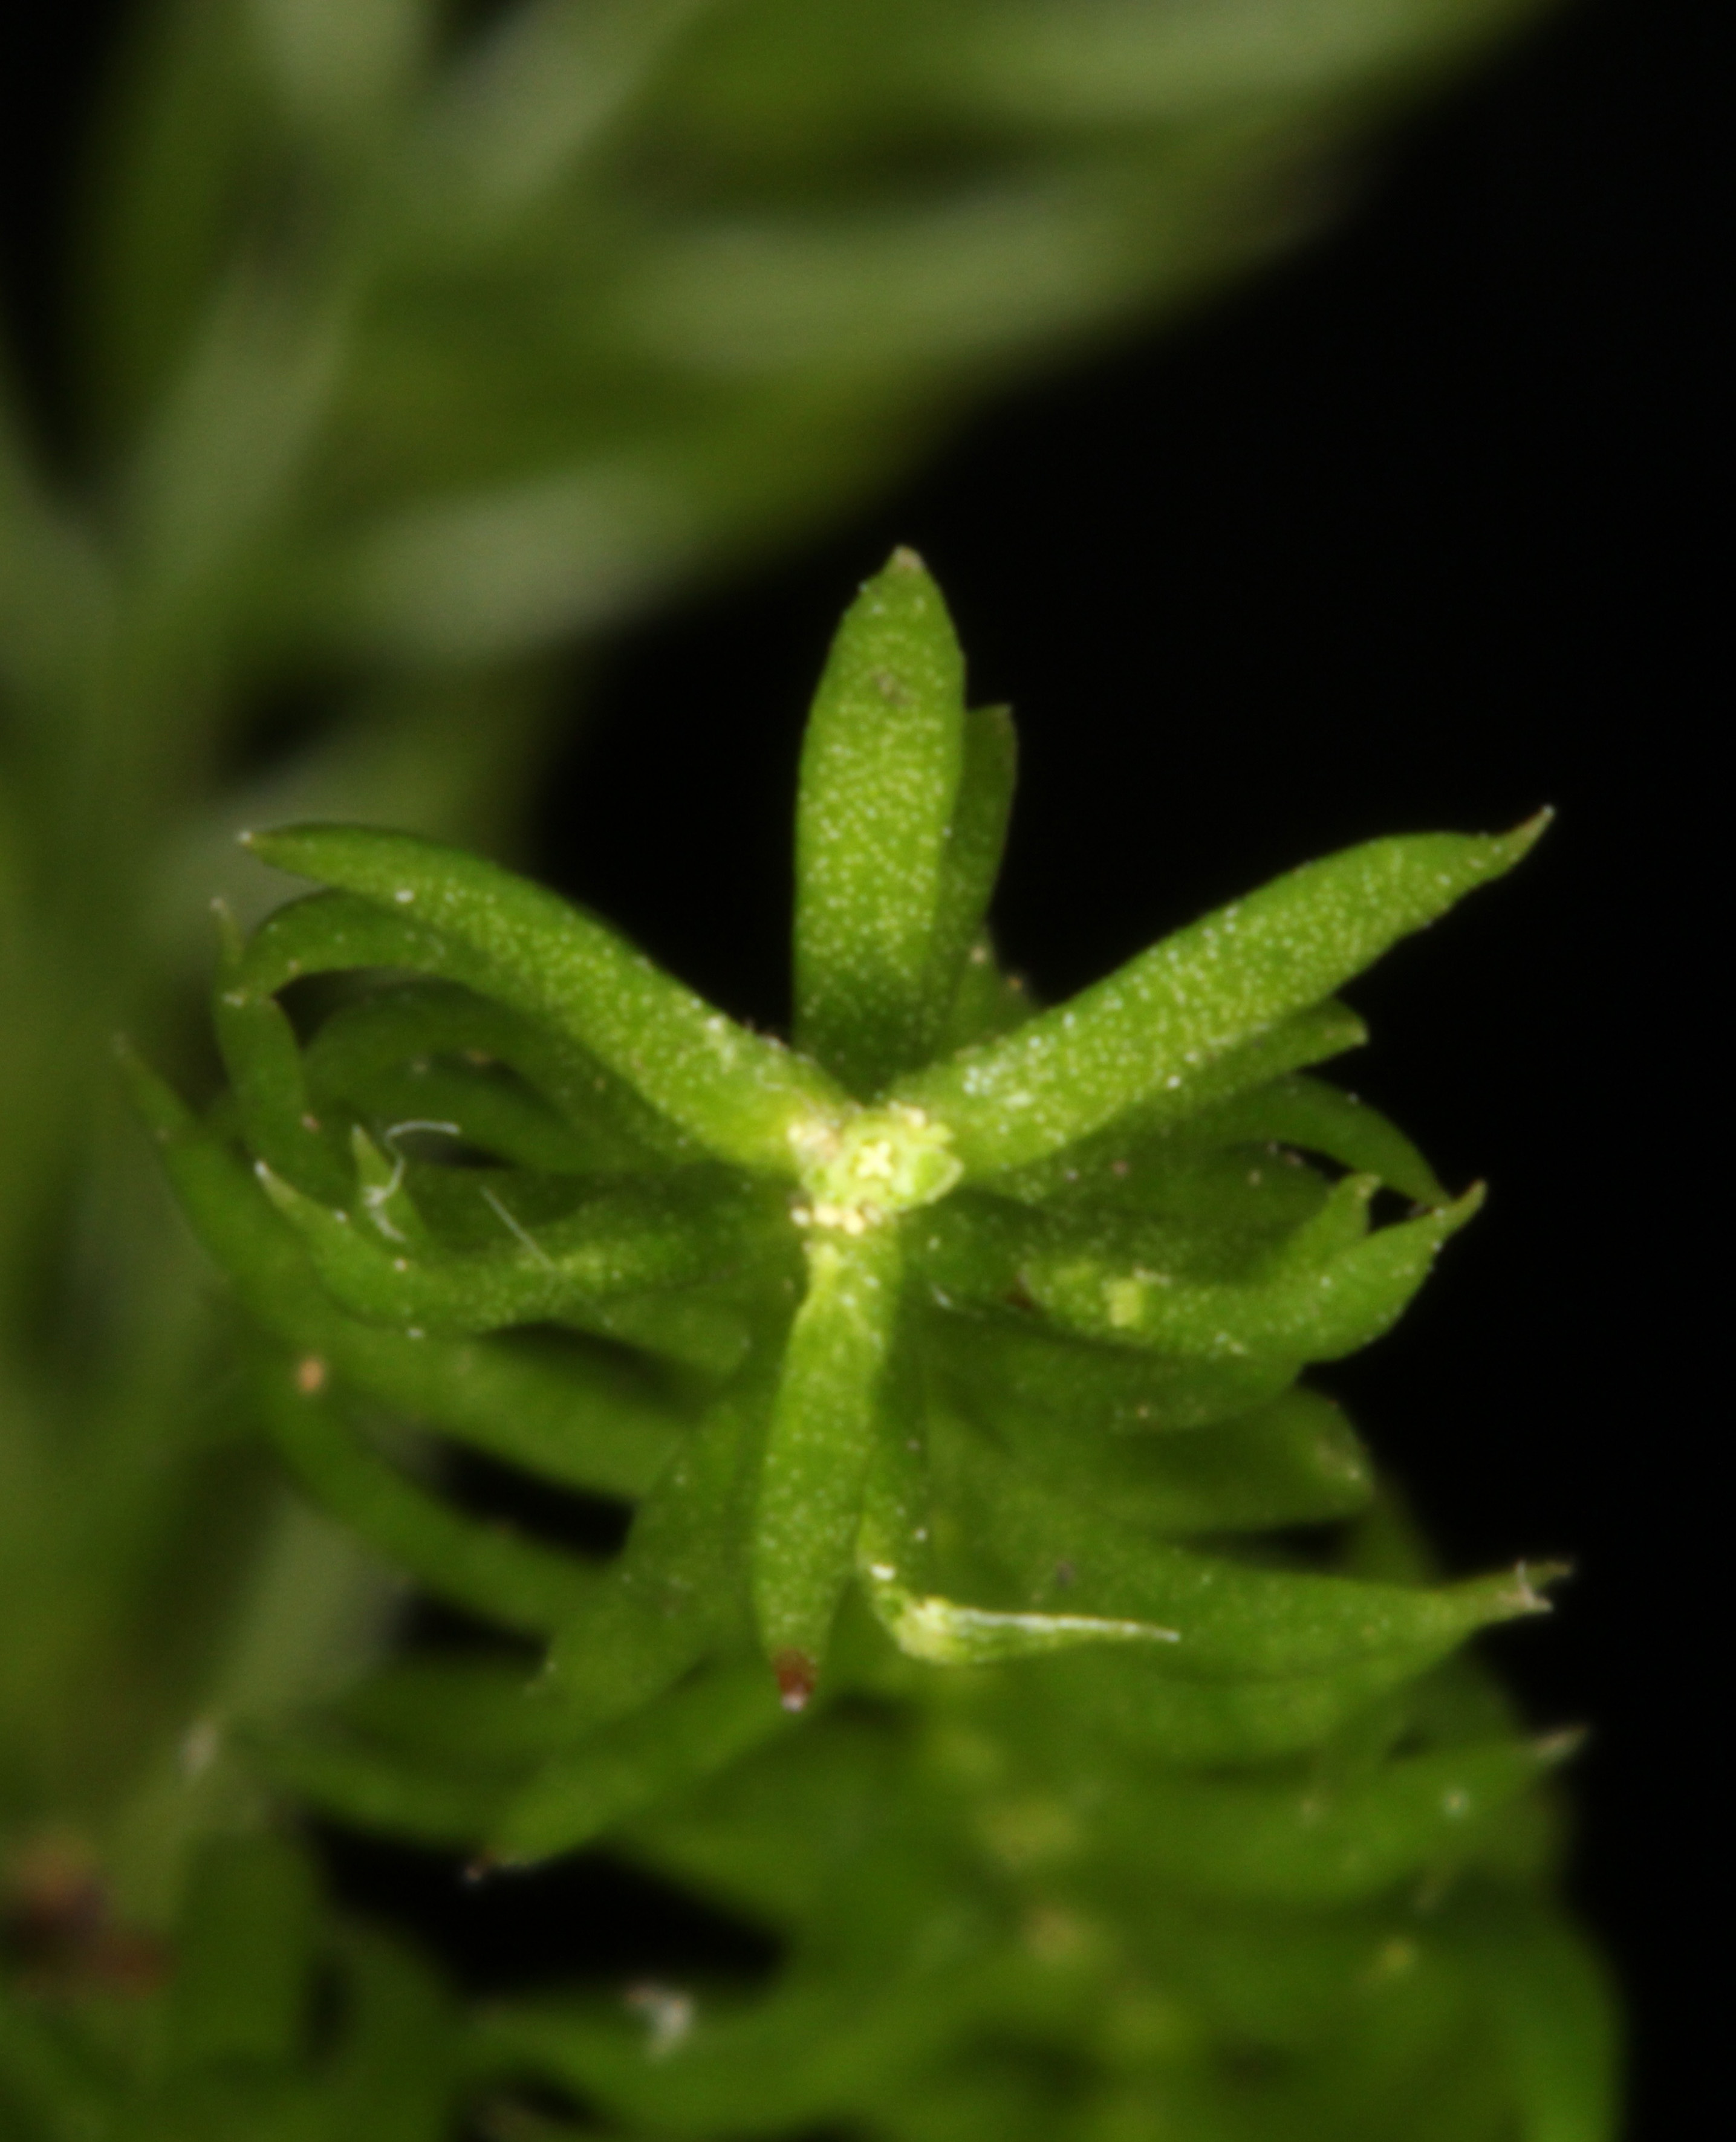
[440,1443,635,1562]
[318,1828,781,2000]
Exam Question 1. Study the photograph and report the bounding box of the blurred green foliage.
[0,4,1603,2138]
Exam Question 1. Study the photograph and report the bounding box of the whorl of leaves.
[96,553,1615,2141]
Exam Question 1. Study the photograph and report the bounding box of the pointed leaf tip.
[1443,1180,1487,1230]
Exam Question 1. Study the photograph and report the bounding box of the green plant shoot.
[111,551,1615,2140]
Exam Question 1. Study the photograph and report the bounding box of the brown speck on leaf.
[295,1355,327,1395]
[2,1832,169,1998]
[1003,1276,1038,1314]
[773,1651,817,1713]
[1053,1560,1077,1589]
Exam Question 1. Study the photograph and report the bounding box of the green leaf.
[164,1834,320,2072]
[329,1656,587,1771]
[212,900,351,1202]
[242,825,846,1168]
[752,1226,903,1699]
[961,1384,1377,1536]
[1446,1891,1622,2142]
[946,0,1544,119]
[1011,1641,1486,1770]
[0,370,108,721]
[926,1403,1558,1681]
[542,1387,764,1730]
[255,1351,600,1634]
[620,1709,906,1930]
[918,1180,1481,1366]
[422,0,706,222]
[895,817,1549,1175]
[248,0,431,144]
[304,982,636,1172]
[468,1933,999,2139]
[128,1057,692,1496]
[327,1925,457,2142]
[256,1157,785,1338]
[793,548,970,1092]
[77,0,274,444]
[938,930,1037,1052]
[1094,1733,1578,1907]
[984,997,1370,1205]
[252,1729,510,1848]
[0,1982,116,2142]
[245,898,695,1164]
[1192,1071,1450,1207]
[926,1305,1298,1436]
[495,1660,791,1861]
[928,707,1018,1035]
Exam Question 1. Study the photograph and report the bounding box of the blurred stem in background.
[1,0,1552,1942]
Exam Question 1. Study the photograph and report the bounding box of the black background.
[4,1,1720,2133]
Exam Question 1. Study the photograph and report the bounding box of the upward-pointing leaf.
[793,548,969,1093]
[894,816,1549,1175]
[925,703,1018,1047]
